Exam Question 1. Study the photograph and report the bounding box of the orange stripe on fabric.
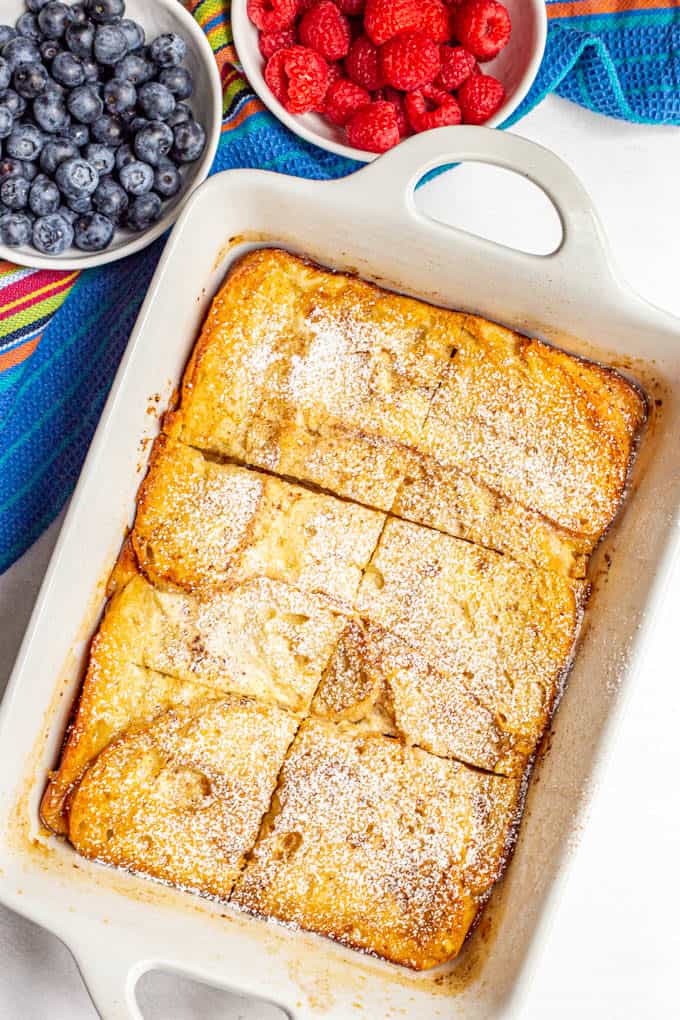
[222,96,264,131]
[548,0,680,18]
[0,335,41,371]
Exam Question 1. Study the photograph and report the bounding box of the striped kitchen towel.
[1,0,679,573]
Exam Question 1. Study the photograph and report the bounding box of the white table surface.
[2,93,680,1019]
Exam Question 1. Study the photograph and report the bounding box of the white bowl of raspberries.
[0,0,222,268]
[233,0,547,160]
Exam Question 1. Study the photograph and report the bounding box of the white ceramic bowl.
[0,0,222,270]
[233,0,547,163]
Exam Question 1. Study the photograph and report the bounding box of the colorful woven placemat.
[1,0,679,573]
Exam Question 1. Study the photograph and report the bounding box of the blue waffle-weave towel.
[1,0,679,573]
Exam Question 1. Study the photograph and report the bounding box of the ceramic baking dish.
[1,127,679,1020]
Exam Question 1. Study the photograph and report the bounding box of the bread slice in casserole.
[312,620,522,776]
[356,518,586,767]
[410,314,647,574]
[132,434,386,605]
[175,248,463,511]
[175,249,645,576]
[233,717,522,970]
[41,567,345,834]
[68,697,298,899]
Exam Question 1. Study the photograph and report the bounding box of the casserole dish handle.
[342,125,617,291]
[70,934,147,1020]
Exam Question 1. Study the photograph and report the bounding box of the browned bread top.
[233,717,522,970]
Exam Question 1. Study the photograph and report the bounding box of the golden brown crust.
[69,697,298,899]
[45,247,646,970]
[232,718,523,970]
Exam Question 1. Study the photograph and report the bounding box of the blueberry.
[0,90,26,118]
[172,120,206,164]
[2,37,41,70]
[13,64,49,99]
[114,142,133,170]
[33,212,74,254]
[65,21,94,58]
[81,57,99,82]
[29,174,60,215]
[0,28,17,51]
[74,209,113,250]
[103,77,136,114]
[0,211,32,246]
[33,93,70,134]
[159,66,193,102]
[52,51,86,88]
[0,59,10,93]
[38,3,73,40]
[0,156,24,182]
[67,84,103,124]
[0,176,29,210]
[16,13,42,42]
[21,160,39,182]
[26,0,53,10]
[56,156,99,198]
[0,107,13,140]
[40,39,60,62]
[65,121,89,147]
[85,141,115,175]
[40,136,78,175]
[126,190,161,231]
[6,124,44,162]
[44,79,65,98]
[66,192,91,213]
[91,113,124,146]
[113,54,153,87]
[129,115,149,134]
[57,203,78,224]
[166,101,192,129]
[69,3,89,24]
[119,159,154,196]
[154,161,181,199]
[87,0,125,23]
[137,82,176,122]
[149,33,187,69]
[133,121,173,166]
[93,174,127,221]
[119,19,145,52]
[93,24,127,65]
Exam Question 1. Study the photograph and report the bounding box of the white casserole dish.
[1,126,679,1020]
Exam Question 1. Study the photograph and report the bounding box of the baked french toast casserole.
[41,248,647,970]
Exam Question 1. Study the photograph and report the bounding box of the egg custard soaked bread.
[42,249,646,970]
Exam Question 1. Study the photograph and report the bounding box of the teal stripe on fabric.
[557,10,680,31]
[0,269,139,475]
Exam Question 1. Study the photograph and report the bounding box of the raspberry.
[379,30,441,91]
[326,61,345,87]
[405,85,461,132]
[457,71,505,122]
[346,99,400,151]
[299,1,352,62]
[383,85,409,136]
[265,45,329,114]
[247,0,297,33]
[324,77,371,124]
[453,0,511,62]
[437,44,476,90]
[345,35,383,90]
[364,0,450,46]
[336,0,365,12]
[259,27,297,60]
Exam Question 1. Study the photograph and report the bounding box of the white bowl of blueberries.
[0,0,222,268]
